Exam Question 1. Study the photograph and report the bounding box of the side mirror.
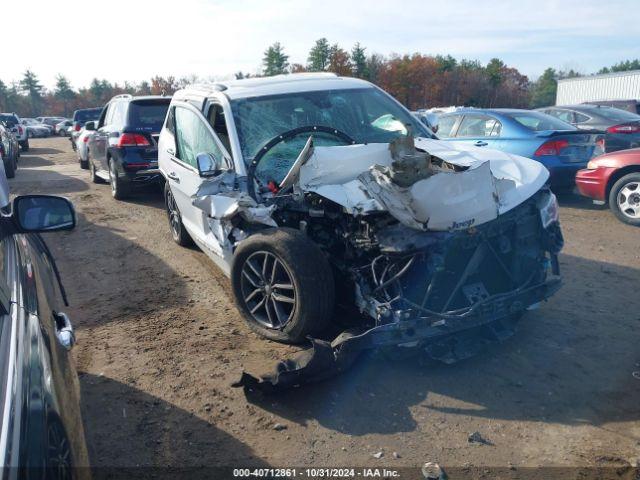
[196,152,223,177]
[13,195,76,232]
[431,124,439,134]
[84,121,96,131]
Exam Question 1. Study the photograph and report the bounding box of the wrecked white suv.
[158,73,563,390]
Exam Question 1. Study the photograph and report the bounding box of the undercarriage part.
[232,277,561,393]
[355,193,553,323]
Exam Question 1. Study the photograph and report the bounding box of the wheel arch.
[606,165,640,200]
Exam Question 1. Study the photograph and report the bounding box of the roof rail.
[187,82,228,92]
[111,94,133,101]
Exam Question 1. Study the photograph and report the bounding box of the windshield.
[231,87,431,170]
[127,100,170,131]
[504,111,576,131]
[74,108,103,123]
[594,107,640,122]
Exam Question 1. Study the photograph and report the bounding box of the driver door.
[165,104,232,252]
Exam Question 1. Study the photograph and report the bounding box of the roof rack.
[110,94,133,101]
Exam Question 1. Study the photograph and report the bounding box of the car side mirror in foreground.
[196,152,223,178]
[13,195,76,232]
[84,121,96,131]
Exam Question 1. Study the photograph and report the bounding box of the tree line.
[1,40,639,117]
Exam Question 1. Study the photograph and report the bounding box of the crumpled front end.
[234,186,564,393]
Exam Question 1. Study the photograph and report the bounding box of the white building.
[556,70,640,105]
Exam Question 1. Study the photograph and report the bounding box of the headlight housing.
[586,160,600,170]
[538,191,559,229]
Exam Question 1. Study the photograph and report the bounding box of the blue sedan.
[436,109,603,187]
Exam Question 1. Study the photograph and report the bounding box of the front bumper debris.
[232,276,561,393]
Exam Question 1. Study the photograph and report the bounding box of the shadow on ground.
[244,253,640,437]
[80,373,270,477]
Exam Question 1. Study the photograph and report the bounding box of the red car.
[576,148,640,226]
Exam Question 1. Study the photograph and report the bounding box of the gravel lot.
[8,137,640,475]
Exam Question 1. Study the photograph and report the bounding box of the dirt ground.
[8,137,640,475]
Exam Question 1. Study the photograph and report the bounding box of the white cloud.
[3,0,638,88]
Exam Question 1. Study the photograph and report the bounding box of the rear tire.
[231,228,335,344]
[609,172,640,227]
[4,158,15,179]
[164,183,193,247]
[89,157,103,184]
[109,159,130,200]
[20,140,29,152]
[79,158,88,170]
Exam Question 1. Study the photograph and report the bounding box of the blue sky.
[4,0,639,89]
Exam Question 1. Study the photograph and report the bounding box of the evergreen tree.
[20,70,43,115]
[351,43,368,79]
[530,68,557,108]
[262,42,289,76]
[307,38,330,71]
[54,74,75,116]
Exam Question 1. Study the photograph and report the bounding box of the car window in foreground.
[231,87,431,166]
[504,111,576,131]
[594,107,640,122]
[127,101,170,131]
[174,107,224,168]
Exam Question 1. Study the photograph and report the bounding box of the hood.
[296,137,548,231]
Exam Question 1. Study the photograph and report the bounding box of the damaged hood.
[297,137,549,231]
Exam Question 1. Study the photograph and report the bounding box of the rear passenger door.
[91,103,113,171]
[443,114,503,151]
[164,103,232,255]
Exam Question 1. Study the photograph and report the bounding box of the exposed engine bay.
[192,134,564,392]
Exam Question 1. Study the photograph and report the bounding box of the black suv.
[86,95,171,199]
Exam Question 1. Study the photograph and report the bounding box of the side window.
[456,115,500,138]
[103,103,115,127]
[164,107,176,135]
[207,104,231,154]
[548,109,573,123]
[574,112,590,124]
[174,107,225,169]
[437,115,458,138]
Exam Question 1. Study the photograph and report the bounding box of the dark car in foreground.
[576,148,640,226]
[0,170,89,476]
[539,104,640,153]
[437,108,602,188]
[87,94,171,199]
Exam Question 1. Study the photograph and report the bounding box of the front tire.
[609,172,640,227]
[231,228,335,344]
[164,182,192,246]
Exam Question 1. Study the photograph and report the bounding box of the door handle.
[166,148,175,156]
[474,141,488,147]
[53,312,75,350]
[167,171,180,183]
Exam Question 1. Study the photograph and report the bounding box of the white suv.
[158,74,563,385]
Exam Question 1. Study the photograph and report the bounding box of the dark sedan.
[538,104,640,153]
[0,174,89,476]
